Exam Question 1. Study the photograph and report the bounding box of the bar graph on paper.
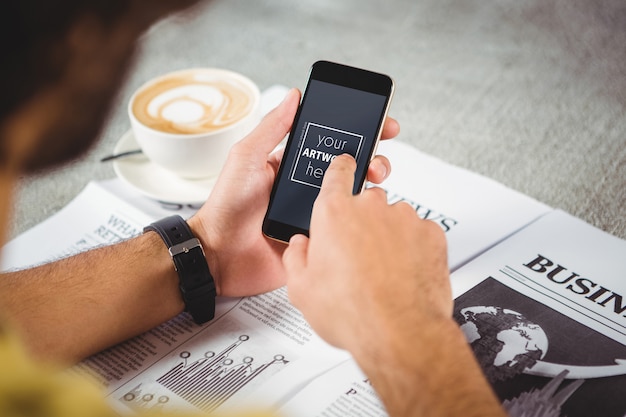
[120,334,289,412]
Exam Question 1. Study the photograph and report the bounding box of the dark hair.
[0,0,199,171]
[0,1,130,123]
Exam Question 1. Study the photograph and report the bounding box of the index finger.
[318,154,357,198]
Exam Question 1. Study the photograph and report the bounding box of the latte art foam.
[132,70,255,135]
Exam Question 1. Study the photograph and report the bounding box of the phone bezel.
[262,60,394,243]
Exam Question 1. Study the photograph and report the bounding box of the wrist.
[352,318,505,417]
[142,231,186,313]
[186,215,221,296]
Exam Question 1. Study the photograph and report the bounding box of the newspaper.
[2,107,556,414]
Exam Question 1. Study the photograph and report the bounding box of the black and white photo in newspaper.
[451,210,626,417]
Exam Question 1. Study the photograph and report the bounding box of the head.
[0,0,201,248]
[0,0,199,174]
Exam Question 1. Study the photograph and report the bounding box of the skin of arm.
[283,155,507,417]
[0,89,399,364]
[0,232,182,365]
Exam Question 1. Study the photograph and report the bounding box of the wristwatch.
[144,215,216,324]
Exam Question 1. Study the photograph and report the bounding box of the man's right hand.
[283,153,451,354]
[283,154,506,417]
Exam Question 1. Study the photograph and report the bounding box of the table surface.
[10,0,626,240]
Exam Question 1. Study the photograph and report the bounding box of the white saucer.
[113,130,216,204]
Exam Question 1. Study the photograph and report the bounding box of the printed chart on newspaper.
[93,287,348,415]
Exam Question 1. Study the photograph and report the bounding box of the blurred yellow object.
[0,324,111,417]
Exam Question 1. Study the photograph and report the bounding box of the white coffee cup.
[128,68,260,179]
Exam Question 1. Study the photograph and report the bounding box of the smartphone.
[262,60,394,243]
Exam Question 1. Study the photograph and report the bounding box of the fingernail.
[371,159,387,179]
[380,162,388,179]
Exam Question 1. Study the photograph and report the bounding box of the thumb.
[240,88,300,154]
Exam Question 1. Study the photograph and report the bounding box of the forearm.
[0,231,184,364]
[352,319,506,417]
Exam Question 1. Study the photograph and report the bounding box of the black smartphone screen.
[262,61,394,242]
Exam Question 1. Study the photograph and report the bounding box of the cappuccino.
[128,68,260,179]
[131,68,256,135]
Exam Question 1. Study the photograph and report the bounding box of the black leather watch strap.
[144,215,216,324]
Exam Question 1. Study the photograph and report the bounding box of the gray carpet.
[11,0,626,239]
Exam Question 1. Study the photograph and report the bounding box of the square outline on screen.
[289,122,364,189]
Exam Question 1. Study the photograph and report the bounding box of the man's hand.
[283,155,506,417]
[283,154,451,352]
[188,89,400,297]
